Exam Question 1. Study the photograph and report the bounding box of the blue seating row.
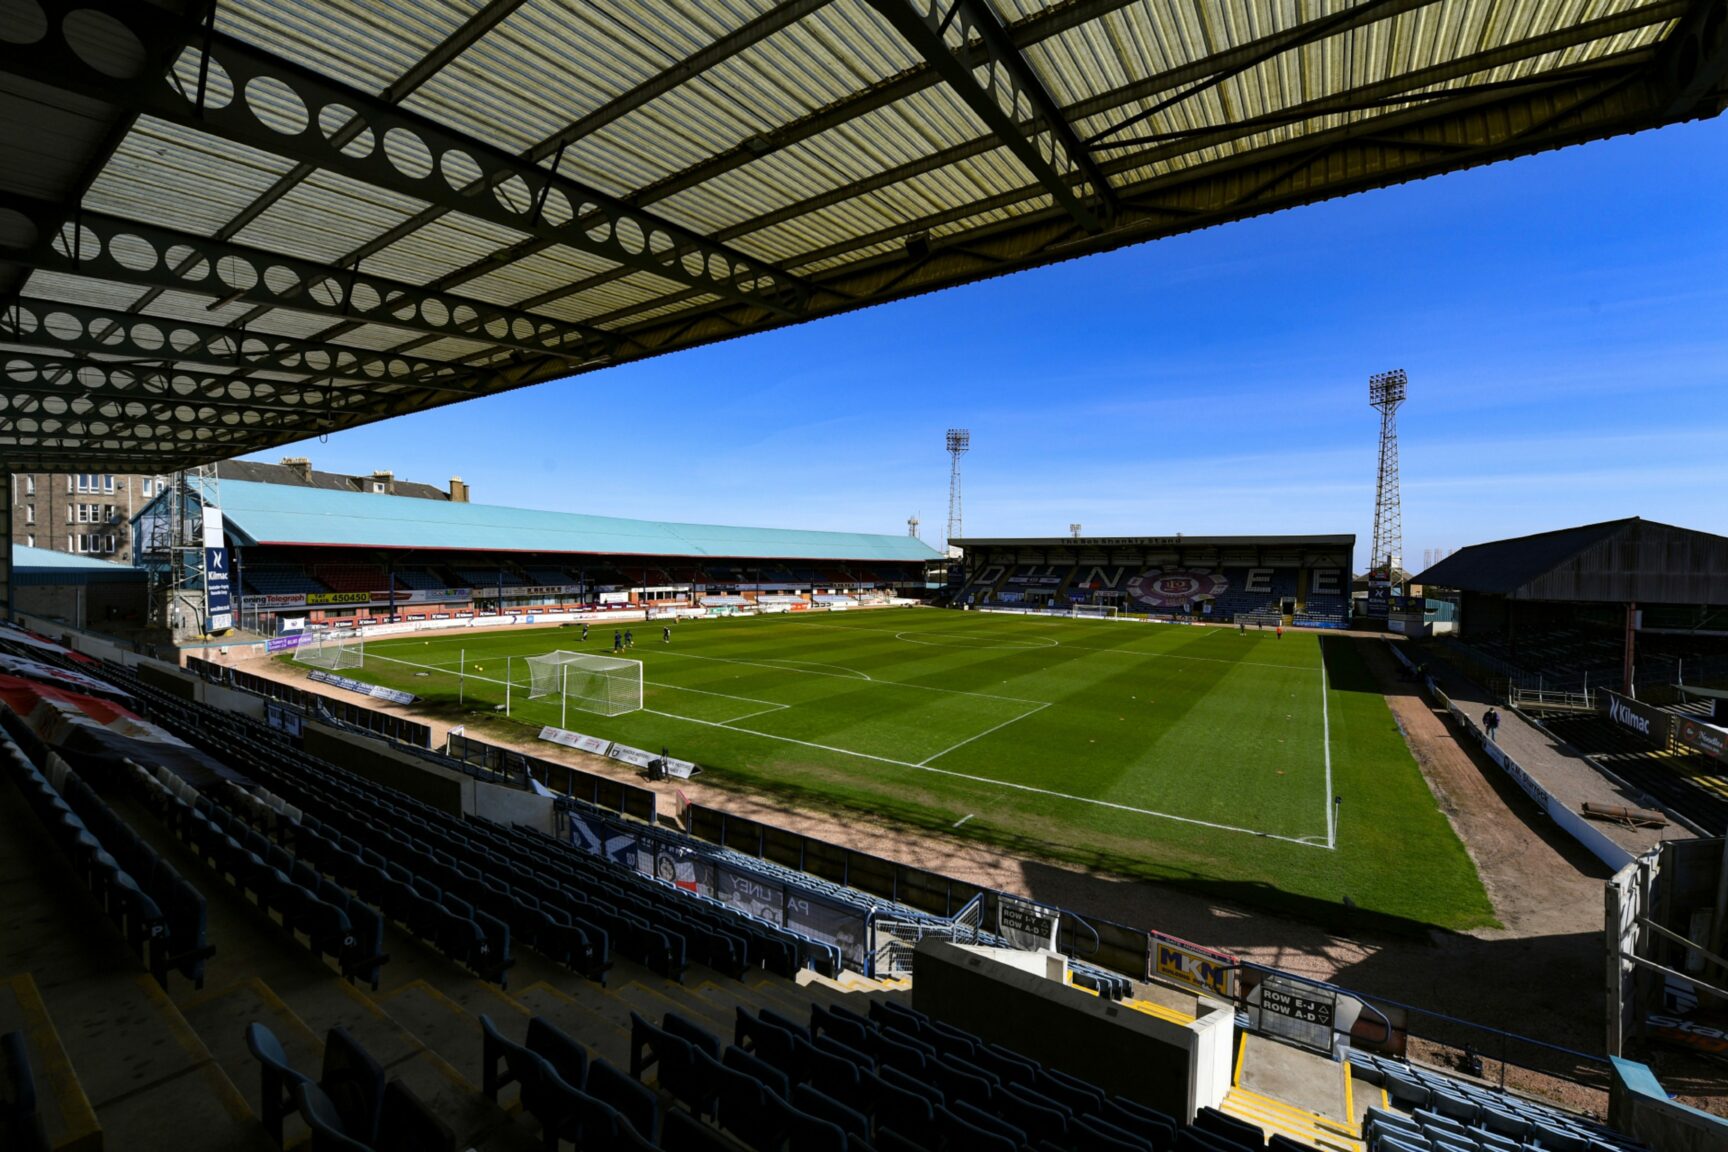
[0,724,210,990]
[1354,1052,1641,1152]
[628,995,1290,1152]
[246,1020,453,1151]
[482,1012,661,1150]
[122,760,388,990]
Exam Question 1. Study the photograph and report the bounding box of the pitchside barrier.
[683,803,1157,982]
[188,655,434,748]
[445,731,656,824]
[564,799,863,974]
[1385,641,1634,871]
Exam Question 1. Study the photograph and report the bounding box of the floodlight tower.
[945,429,970,546]
[907,515,921,539]
[1368,370,1407,614]
[1070,523,1082,540]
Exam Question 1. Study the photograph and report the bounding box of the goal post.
[293,633,364,669]
[525,651,643,718]
[1069,603,1118,619]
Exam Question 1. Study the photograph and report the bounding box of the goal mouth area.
[525,650,643,717]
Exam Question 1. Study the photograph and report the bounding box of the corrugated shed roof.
[3,0,1722,472]
[213,480,944,562]
[1411,519,1638,593]
[10,544,147,577]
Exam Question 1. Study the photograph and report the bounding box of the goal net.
[526,651,642,717]
[293,633,364,669]
[1069,604,1119,619]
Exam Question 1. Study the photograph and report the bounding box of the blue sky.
[253,116,1728,570]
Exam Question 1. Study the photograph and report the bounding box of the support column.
[1623,601,1638,697]
[0,473,11,620]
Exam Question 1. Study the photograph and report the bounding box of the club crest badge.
[1125,569,1228,607]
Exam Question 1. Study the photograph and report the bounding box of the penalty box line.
[650,648,1044,704]
[640,705,1332,851]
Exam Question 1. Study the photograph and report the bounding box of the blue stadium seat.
[376,1079,453,1152]
[1,1031,48,1152]
[293,1081,372,1151]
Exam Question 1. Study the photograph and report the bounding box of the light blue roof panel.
[11,544,140,572]
[212,481,942,563]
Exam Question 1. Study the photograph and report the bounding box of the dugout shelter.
[948,533,1354,626]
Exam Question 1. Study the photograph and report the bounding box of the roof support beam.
[0,350,399,419]
[1660,0,1728,117]
[600,51,1674,364]
[0,301,482,392]
[0,0,808,319]
[326,0,837,282]
[0,193,612,360]
[863,0,1114,232]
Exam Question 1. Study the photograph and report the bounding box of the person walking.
[1275,625,1283,640]
[1484,707,1501,743]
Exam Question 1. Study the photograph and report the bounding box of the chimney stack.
[280,456,313,484]
[449,477,469,503]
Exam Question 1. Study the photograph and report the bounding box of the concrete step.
[0,769,272,1152]
[510,982,632,1070]
[0,972,100,1152]
[101,791,534,1150]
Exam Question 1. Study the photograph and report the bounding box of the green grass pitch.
[298,610,1494,932]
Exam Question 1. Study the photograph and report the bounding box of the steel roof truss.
[0,0,809,319]
[865,0,1114,232]
[1,300,483,391]
[0,193,611,361]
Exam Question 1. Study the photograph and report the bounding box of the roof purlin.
[863,0,1113,232]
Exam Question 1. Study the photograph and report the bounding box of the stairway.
[1221,1085,1365,1152]
[90,782,909,1149]
[1222,1032,1367,1152]
[0,774,271,1152]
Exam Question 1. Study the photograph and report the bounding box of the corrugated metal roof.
[2,0,1723,471]
[11,544,147,575]
[1411,518,1637,592]
[212,479,945,562]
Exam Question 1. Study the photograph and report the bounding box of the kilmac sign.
[1600,690,1673,746]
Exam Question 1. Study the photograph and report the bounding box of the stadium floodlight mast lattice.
[945,429,970,548]
[1368,369,1408,619]
[1070,523,1082,540]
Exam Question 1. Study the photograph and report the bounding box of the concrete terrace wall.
[911,939,1231,1121]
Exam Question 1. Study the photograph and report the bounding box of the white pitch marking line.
[953,814,975,828]
[640,708,1330,850]
[917,703,1052,766]
[784,619,1310,671]
[1321,638,1336,850]
[651,648,1044,704]
[645,681,783,707]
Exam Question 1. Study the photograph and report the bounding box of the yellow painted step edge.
[1230,1085,1359,1131]
[10,973,101,1152]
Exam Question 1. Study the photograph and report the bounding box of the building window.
[103,474,115,492]
[24,476,34,496]
[25,534,34,548]
[23,504,33,524]
[105,534,116,553]
[373,482,386,493]
[105,504,116,522]
[141,478,152,497]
